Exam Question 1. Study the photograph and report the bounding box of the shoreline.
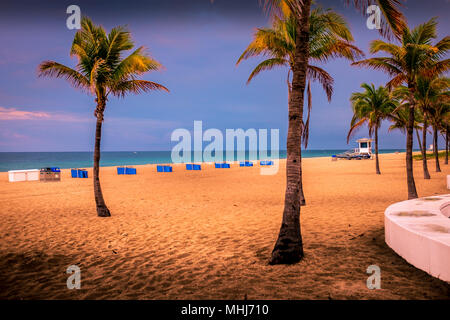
[0,149,408,173]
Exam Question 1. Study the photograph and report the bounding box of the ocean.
[0,150,406,172]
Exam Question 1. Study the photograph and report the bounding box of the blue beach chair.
[117,167,125,175]
[215,163,230,168]
[125,167,136,175]
[78,169,88,178]
[157,165,173,172]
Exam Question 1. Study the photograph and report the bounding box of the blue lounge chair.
[117,167,125,175]
[157,165,173,172]
[125,167,136,175]
[186,164,201,170]
[215,163,230,168]
[71,169,78,178]
[78,169,88,178]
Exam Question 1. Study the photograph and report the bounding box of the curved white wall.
[385,195,450,283]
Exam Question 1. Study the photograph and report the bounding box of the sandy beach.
[0,153,449,299]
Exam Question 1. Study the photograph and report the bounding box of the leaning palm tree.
[237,6,363,205]
[352,18,450,199]
[38,18,168,217]
[259,0,406,264]
[347,84,397,174]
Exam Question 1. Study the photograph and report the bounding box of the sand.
[0,153,449,300]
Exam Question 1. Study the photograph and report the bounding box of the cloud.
[0,106,88,122]
[0,106,51,120]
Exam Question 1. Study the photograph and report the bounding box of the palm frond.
[38,61,89,91]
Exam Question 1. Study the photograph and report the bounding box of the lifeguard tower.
[334,138,373,160]
[355,138,373,156]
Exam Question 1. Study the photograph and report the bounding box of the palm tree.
[259,0,406,264]
[427,78,450,172]
[38,18,168,217]
[352,18,450,199]
[393,82,431,179]
[417,76,449,173]
[347,84,397,174]
[237,7,363,205]
[388,105,423,140]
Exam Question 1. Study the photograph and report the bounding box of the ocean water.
[0,150,404,172]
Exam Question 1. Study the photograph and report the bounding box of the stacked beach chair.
[117,166,137,175]
[157,165,173,172]
[215,163,230,168]
[71,168,88,178]
[186,164,202,171]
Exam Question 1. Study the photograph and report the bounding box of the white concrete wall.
[385,195,450,283]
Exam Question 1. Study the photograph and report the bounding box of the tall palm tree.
[38,18,168,217]
[393,82,431,179]
[259,0,406,264]
[427,78,450,172]
[347,84,397,174]
[352,18,450,199]
[416,76,449,173]
[237,6,363,205]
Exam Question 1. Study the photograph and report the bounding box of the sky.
[0,0,449,151]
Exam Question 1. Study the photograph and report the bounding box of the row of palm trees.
[347,77,449,177]
[238,0,448,264]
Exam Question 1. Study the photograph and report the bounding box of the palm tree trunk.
[299,147,306,206]
[433,125,441,172]
[446,125,448,165]
[269,0,311,265]
[287,75,306,206]
[422,116,430,179]
[375,126,380,175]
[94,99,111,217]
[415,129,423,155]
[406,85,418,199]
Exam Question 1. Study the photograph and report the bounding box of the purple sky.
[0,0,449,151]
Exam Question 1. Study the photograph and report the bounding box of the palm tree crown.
[348,83,397,142]
[237,6,363,146]
[39,17,168,119]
